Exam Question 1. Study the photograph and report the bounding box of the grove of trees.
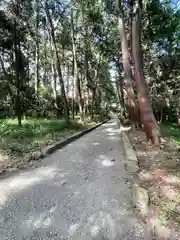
[0,0,180,144]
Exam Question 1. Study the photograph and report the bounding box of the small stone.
[61,180,68,186]
[110,158,115,162]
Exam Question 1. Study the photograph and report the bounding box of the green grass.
[0,118,89,158]
[161,123,180,145]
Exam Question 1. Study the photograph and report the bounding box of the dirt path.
[0,120,144,240]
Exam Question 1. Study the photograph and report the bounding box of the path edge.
[0,119,108,178]
[116,118,149,216]
[41,119,109,157]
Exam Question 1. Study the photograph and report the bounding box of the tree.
[132,0,161,143]
[70,4,84,122]
[44,1,69,121]
[35,0,40,93]
[116,0,139,128]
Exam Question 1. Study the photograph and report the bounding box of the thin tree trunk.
[91,88,95,120]
[49,33,61,118]
[132,0,161,144]
[117,2,138,128]
[95,86,101,115]
[84,51,90,117]
[35,0,40,92]
[117,61,126,116]
[14,1,22,126]
[83,19,91,118]
[70,7,84,122]
[43,20,48,85]
[45,3,69,121]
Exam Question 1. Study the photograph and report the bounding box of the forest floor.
[127,123,180,239]
[0,117,99,174]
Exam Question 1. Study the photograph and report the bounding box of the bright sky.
[172,0,180,8]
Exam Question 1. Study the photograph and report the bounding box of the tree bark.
[35,0,40,93]
[14,0,22,126]
[70,7,84,122]
[49,33,62,118]
[117,1,138,127]
[45,2,69,121]
[116,60,126,116]
[132,0,161,144]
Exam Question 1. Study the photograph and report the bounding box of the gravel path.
[0,120,144,240]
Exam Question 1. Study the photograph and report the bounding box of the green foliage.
[0,118,86,157]
[161,123,180,144]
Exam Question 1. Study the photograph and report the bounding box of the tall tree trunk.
[117,2,138,127]
[91,87,95,120]
[117,60,126,116]
[14,1,22,126]
[49,33,61,118]
[35,0,40,92]
[70,7,84,122]
[132,0,161,144]
[45,3,69,121]
[84,50,90,117]
[43,20,48,85]
[95,86,101,115]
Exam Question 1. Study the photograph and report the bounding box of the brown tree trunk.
[45,2,69,122]
[117,3,138,127]
[117,61,126,117]
[71,7,84,122]
[132,0,161,144]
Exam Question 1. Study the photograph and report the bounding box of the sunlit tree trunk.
[132,0,161,144]
[117,1,138,128]
[116,60,126,117]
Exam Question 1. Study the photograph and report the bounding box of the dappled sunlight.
[161,174,180,186]
[160,184,180,202]
[139,168,180,202]
[103,122,116,128]
[102,159,115,167]
[139,170,154,182]
[119,126,131,132]
[86,211,143,239]
[19,206,57,234]
[138,169,180,183]
[103,126,121,135]
[104,127,114,132]
[68,223,80,236]
[146,213,180,239]
[0,166,57,208]
[107,132,116,136]
[107,135,119,140]
[96,154,115,167]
